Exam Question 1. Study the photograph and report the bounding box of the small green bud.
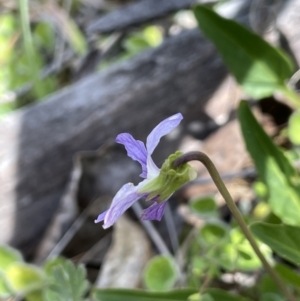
[139,151,197,202]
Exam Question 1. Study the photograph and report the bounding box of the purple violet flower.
[95,113,195,229]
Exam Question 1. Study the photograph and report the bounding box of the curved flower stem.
[173,151,297,301]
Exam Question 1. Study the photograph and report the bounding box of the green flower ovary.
[139,151,196,202]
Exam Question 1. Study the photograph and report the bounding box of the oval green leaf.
[143,255,179,291]
[250,222,300,266]
[274,263,300,290]
[238,101,300,226]
[0,245,23,272]
[219,228,271,271]
[200,223,227,245]
[190,197,217,217]
[194,6,293,99]
[0,274,12,299]
[5,263,45,295]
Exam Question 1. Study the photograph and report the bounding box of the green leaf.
[0,246,23,298]
[253,181,268,199]
[199,294,214,301]
[92,288,196,301]
[44,258,89,301]
[199,223,227,245]
[143,26,163,47]
[123,25,162,58]
[34,22,55,51]
[143,255,179,291]
[0,15,18,100]
[204,288,252,301]
[288,110,300,145]
[193,6,294,99]
[190,197,217,217]
[218,228,271,271]
[250,222,300,266]
[274,264,300,290]
[260,293,284,301]
[0,274,13,299]
[123,35,150,54]
[66,19,87,55]
[252,202,271,220]
[43,257,65,275]
[238,101,300,226]
[5,263,45,295]
[26,290,44,301]
[259,274,282,295]
[0,245,23,272]
[191,257,209,276]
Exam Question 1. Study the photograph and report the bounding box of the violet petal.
[146,113,183,155]
[141,201,167,221]
[103,182,146,229]
[146,156,160,179]
[94,210,108,223]
[116,133,148,178]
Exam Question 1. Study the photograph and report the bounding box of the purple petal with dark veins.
[146,113,183,155]
[141,201,167,221]
[116,133,148,178]
[103,182,147,229]
[94,210,108,223]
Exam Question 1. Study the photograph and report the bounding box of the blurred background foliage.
[0,0,166,116]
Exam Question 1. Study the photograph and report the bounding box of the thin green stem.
[18,0,43,100]
[173,151,297,301]
[18,0,34,60]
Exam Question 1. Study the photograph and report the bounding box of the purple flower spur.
[95,113,196,229]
